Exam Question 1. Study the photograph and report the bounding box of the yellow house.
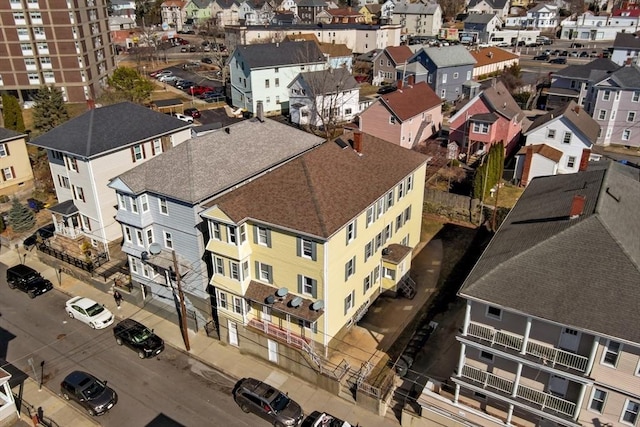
[0,128,34,197]
[359,3,381,24]
[201,132,428,368]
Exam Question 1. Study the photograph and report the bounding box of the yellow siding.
[579,384,638,427]
[590,342,640,396]
[0,136,34,196]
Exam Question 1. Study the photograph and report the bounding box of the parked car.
[495,42,510,47]
[233,378,304,426]
[158,75,178,83]
[37,223,55,239]
[552,49,561,55]
[579,51,589,57]
[172,113,194,124]
[61,371,117,416]
[175,80,194,90]
[184,108,201,118]
[6,264,53,298]
[570,42,584,48]
[113,318,164,359]
[23,234,38,250]
[27,198,45,212]
[533,54,549,61]
[377,85,397,95]
[180,46,188,53]
[590,51,599,57]
[302,411,352,427]
[153,70,172,79]
[559,50,568,56]
[201,57,213,64]
[550,57,567,64]
[569,51,579,57]
[65,296,114,329]
[188,85,210,96]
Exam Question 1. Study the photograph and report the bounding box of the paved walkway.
[0,240,441,427]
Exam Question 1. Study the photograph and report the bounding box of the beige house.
[419,162,640,427]
[359,79,443,149]
[470,46,519,79]
[0,128,34,197]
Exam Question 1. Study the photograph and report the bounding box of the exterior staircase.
[399,276,417,299]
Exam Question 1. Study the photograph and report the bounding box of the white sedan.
[65,296,114,329]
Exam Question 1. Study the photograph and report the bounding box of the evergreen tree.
[2,95,25,133]
[8,198,35,232]
[32,86,70,135]
[106,67,155,104]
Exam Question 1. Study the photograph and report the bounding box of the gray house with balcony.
[405,45,476,101]
[108,118,323,330]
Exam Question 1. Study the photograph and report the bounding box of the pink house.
[449,81,530,161]
[359,79,443,149]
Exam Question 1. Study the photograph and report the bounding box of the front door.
[548,375,569,397]
[558,328,581,352]
[228,320,238,346]
[267,339,278,363]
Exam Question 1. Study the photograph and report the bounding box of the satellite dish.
[311,300,324,311]
[290,297,303,308]
[265,295,276,305]
[275,287,289,297]
[148,242,162,255]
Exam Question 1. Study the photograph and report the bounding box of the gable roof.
[204,132,428,239]
[470,47,518,67]
[0,128,24,142]
[214,0,240,8]
[527,3,557,13]
[613,30,640,49]
[384,45,414,65]
[392,1,439,15]
[235,41,325,69]
[552,58,620,81]
[294,68,359,95]
[517,143,563,162]
[29,102,191,159]
[114,118,324,203]
[467,0,508,9]
[318,42,352,57]
[296,0,328,7]
[161,0,186,7]
[526,100,600,144]
[480,81,529,124]
[363,3,381,13]
[326,7,363,16]
[464,13,499,24]
[459,161,640,343]
[418,45,476,68]
[377,81,441,121]
[596,64,640,89]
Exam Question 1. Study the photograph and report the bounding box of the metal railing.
[37,243,109,273]
[460,364,513,394]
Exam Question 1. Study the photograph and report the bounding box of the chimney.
[569,194,586,219]
[353,131,363,154]
[397,79,403,90]
[256,100,265,122]
[87,99,96,110]
[521,145,534,187]
[579,148,590,171]
[408,74,415,86]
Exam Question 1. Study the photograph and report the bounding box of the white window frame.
[233,296,244,314]
[472,122,489,134]
[131,196,139,213]
[214,256,224,275]
[0,144,7,157]
[159,197,168,215]
[601,340,621,367]
[598,109,607,120]
[486,305,502,320]
[258,262,271,282]
[621,399,639,426]
[344,290,354,314]
[627,111,636,122]
[623,129,631,141]
[136,230,144,247]
[227,225,237,245]
[118,194,126,210]
[547,129,556,139]
[588,388,607,414]
[230,261,240,280]
[140,194,149,212]
[124,226,132,243]
[301,275,314,295]
[133,144,144,161]
[217,290,227,309]
[567,156,576,168]
[145,228,154,245]
[301,238,313,259]
[602,90,611,101]
[256,226,268,246]
[562,131,572,144]
[346,221,356,243]
[633,91,640,102]
[163,231,173,249]
[345,257,355,279]
[212,222,221,240]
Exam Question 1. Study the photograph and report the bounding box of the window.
[212,222,221,240]
[363,275,371,293]
[628,111,636,122]
[466,71,471,80]
[385,191,394,209]
[602,90,611,101]
[441,89,446,98]
[131,197,138,214]
[242,261,249,280]
[145,228,153,245]
[442,73,447,83]
[58,175,70,189]
[73,185,85,202]
[472,122,489,134]
[152,138,162,155]
[214,256,225,275]
[118,194,126,210]
[227,225,237,245]
[140,194,149,212]
[275,78,279,87]
[230,262,240,280]
[124,226,132,243]
[258,262,272,283]
[389,116,396,124]
[567,156,576,168]
[136,230,143,246]
[67,156,78,172]
[480,350,494,362]
[562,132,572,144]
[366,206,374,227]
[239,224,246,243]
[0,167,14,180]
[265,79,270,88]
[364,241,373,261]
[344,290,354,315]
[0,144,7,157]
[345,256,355,280]
[233,296,243,314]
[397,181,405,200]
[602,340,621,366]
[164,231,173,249]
[256,226,270,246]
[300,238,314,259]
[407,175,413,191]
[159,198,168,215]
[132,144,145,161]
[598,110,607,120]
[217,291,227,309]
[130,256,139,274]
[346,220,356,244]
[299,275,316,296]
[589,389,607,413]
[622,400,639,425]
[486,305,502,320]
[453,72,459,79]
[623,129,632,141]
[633,91,640,102]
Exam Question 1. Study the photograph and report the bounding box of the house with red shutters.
[359,78,443,149]
[448,81,530,162]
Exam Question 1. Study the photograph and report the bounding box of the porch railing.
[465,322,589,372]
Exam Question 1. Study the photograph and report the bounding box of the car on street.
[65,296,114,329]
[233,378,304,426]
[61,371,117,416]
[579,51,589,57]
[6,264,53,298]
[180,46,188,52]
[23,233,38,250]
[113,318,164,359]
[533,54,549,61]
[570,42,584,48]
[201,57,213,64]
[302,411,352,427]
[184,108,201,118]
[590,50,599,57]
[569,51,579,57]
[559,50,568,56]
[552,49,561,55]
[549,57,567,64]
[495,42,510,47]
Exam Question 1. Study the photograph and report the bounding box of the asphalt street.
[0,262,264,427]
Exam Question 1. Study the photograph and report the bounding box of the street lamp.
[39,361,45,391]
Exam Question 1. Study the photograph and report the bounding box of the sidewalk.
[1,244,403,427]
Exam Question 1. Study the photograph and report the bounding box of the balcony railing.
[465,322,589,373]
[459,364,576,418]
[248,318,321,366]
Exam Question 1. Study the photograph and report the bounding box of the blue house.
[406,45,476,102]
[108,118,323,330]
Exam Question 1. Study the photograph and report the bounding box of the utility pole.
[172,250,190,351]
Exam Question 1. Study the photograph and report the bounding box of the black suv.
[61,371,117,416]
[6,264,53,298]
[113,318,164,359]
[233,378,304,426]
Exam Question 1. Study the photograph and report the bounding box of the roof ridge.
[85,108,95,158]
[300,157,329,237]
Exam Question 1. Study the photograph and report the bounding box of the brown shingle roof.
[382,244,412,264]
[470,47,519,68]
[517,144,563,162]
[378,82,442,122]
[327,7,363,16]
[318,42,352,57]
[385,45,414,65]
[205,133,428,238]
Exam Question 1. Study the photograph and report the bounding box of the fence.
[423,189,481,224]
[37,243,108,273]
[13,394,61,427]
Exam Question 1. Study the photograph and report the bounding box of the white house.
[560,12,640,41]
[516,101,600,185]
[380,0,396,20]
[504,3,558,29]
[288,68,360,127]
[467,0,509,19]
[161,0,187,31]
[229,41,327,115]
[611,30,640,66]
[390,1,443,37]
[29,102,192,255]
